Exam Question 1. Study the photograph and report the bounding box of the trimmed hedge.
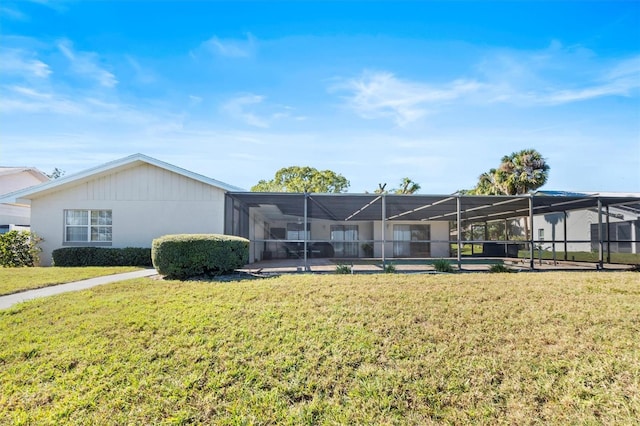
[52,247,152,267]
[152,234,249,280]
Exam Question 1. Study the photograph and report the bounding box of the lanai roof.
[227,192,640,223]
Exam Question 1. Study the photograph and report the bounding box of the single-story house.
[0,154,242,265]
[532,191,640,255]
[0,166,50,233]
[2,153,639,268]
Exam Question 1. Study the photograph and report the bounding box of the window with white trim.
[64,210,112,242]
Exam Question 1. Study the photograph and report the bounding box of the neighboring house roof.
[0,153,245,205]
[0,167,50,196]
[0,167,48,179]
[537,190,640,198]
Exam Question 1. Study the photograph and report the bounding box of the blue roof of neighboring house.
[535,190,589,197]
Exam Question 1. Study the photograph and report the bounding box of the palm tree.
[473,169,502,195]
[394,177,421,194]
[497,149,550,195]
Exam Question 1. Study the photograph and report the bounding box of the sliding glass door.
[393,224,430,257]
[331,225,359,257]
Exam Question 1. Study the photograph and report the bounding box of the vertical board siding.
[71,164,222,202]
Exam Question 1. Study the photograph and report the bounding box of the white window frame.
[64,209,112,244]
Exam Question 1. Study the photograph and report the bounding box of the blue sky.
[1,1,639,193]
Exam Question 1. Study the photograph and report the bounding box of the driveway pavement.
[0,269,157,310]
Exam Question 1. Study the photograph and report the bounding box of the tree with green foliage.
[46,168,65,180]
[394,177,421,194]
[471,149,549,195]
[251,166,350,193]
[496,149,550,195]
[0,230,42,267]
[372,178,421,194]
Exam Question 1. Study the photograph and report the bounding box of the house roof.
[0,153,244,205]
[0,167,50,202]
[0,167,49,192]
[0,167,48,178]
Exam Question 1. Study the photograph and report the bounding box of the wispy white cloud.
[332,71,483,126]
[539,54,640,104]
[222,94,269,127]
[221,94,304,128]
[57,39,117,88]
[0,6,28,20]
[0,82,184,133]
[126,56,156,84]
[334,46,640,125]
[0,47,51,78]
[476,42,640,105]
[189,95,203,106]
[200,32,257,58]
[8,85,52,99]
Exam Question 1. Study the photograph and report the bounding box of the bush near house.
[52,247,152,267]
[433,258,454,273]
[0,230,42,267]
[152,234,249,280]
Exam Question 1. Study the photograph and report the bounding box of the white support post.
[457,196,462,270]
[381,194,386,270]
[304,193,309,272]
[606,205,611,264]
[529,195,535,270]
[598,198,603,269]
[563,211,568,261]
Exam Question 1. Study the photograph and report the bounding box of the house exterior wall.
[532,208,638,254]
[0,169,49,227]
[30,163,227,265]
[0,204,31,227]
[372,220,450,258]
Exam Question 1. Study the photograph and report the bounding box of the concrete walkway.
[0,269,157,310]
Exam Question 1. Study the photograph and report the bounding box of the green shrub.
[489,263,513,273]
[383,263,396,273]
[335,264,352,274]
[52,247,152,267]
[0,230,42,267]
[433,258,454,273]
[152,234,249,280]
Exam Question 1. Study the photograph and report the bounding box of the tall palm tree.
[497,149,550,195]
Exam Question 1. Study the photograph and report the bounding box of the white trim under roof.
[0,153,245,205]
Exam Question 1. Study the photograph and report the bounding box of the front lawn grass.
[0,267,141,296]
[1,272,639,424]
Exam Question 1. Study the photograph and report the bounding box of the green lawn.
[1,272,639,424]
[0,267,142,296]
